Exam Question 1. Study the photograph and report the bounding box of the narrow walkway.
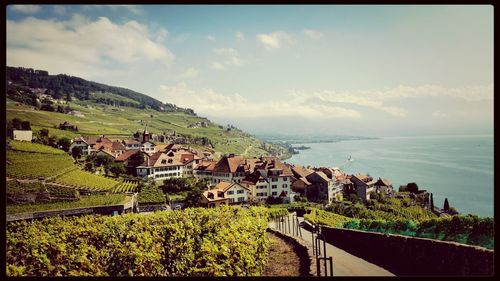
[269,214,395,276]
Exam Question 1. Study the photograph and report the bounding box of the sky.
[6,5,494,137]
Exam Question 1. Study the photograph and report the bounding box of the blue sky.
[6,5,493,137]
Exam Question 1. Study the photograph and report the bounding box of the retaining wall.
[320,226,494,276]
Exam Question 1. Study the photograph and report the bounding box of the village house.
[94,140,126,158]
[211,154,260,185]
[291,165,314,197]
[238,157,295,203]
[136,148,200,181]
[12,130,33,141]
[58,121,75,131]
[351,173,378,202]
[69,135,112,155]
[193,160,217,179]
[201,182,250,207]
[373,177,394,196]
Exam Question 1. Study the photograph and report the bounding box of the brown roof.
[123,138,141,145]
[292,165,314,179]
[213,155,256,173]
[115,149,141,162]
[375,177,392,187]
[72,136,112,145]
[194,160,217,171]
[95,140,126,152]
[257,157,293,177]
[241,172,267,185]
[202,190,228,202]
[213,181,250,192]
[155,144,169,152]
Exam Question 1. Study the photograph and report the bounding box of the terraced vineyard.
[6,150,75,179]
[112,180,138,193]
[10,140,67,154]
[54,169,120,191]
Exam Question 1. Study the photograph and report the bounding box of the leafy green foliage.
[267,208,289,220]
[112,180,138,193]
[138,185,166,204]
[304,208,352,228]
[6,206,270,276]
[54,170,120,191]
[343,215,494,249]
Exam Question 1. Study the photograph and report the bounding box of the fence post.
[329,257,333,276]
[316,256,321,276]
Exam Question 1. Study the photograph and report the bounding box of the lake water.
[286,135,494,217]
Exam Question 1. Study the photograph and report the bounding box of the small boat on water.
[348,155,352,161]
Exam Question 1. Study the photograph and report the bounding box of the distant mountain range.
[256,133,378,144]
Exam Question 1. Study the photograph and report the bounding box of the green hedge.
[343,215,494,249]
[6,206,269,276]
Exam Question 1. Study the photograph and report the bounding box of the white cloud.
[7,15,174,79]
[432,111,448,118]
[373,84,493,101]
[207,35,216,41]
[212,48,242,67]
[211,62,225,70]
[175,67,199,80]
[235,31,245,41]
[159,83,361,119]
[256,31,293,49]
[11,5,41,14]
[303,29,323,40]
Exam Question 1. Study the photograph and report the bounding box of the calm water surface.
[287,135,493,217]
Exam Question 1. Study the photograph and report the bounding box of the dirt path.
[269,214,395,276]
[263,232,302,276]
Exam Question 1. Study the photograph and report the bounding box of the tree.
[109,162,126,177]
[407,182,419,193]
[444,198,450,212]
[184,186,203,207]
[94,154,114,167]
[430,193,434,211]
[57,105,65,113]
[349,193,362,204]
[128,152,145,169]
[57,137,71,152]
[12,118,22,130]
[71,146,83,159]
[39,128,49,137]
[48,135,58,147]
[84,162,94,171]
[21,121,31,130]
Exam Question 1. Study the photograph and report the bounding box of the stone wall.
[319,226,494,276]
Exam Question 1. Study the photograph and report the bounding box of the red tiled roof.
[115,149,141,162]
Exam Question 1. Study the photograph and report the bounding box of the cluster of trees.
[6,118,31,132]
[83,154,127,177]
[6,66,195,114]
[161,177,211,207]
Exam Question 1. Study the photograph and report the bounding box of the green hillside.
[6,83,290,160]
[2,67,291,159]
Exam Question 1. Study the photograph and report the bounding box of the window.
[283,177,288,181]
[229,198,235,203]
[272,185,277,189]
[282,184,287,188]
[237,190,244,194]
[271,178,278,182]
[272,192,277,196]
[237,197,245,202]
[228,190,234,195]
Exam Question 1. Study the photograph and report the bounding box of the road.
[270,214,395,276]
